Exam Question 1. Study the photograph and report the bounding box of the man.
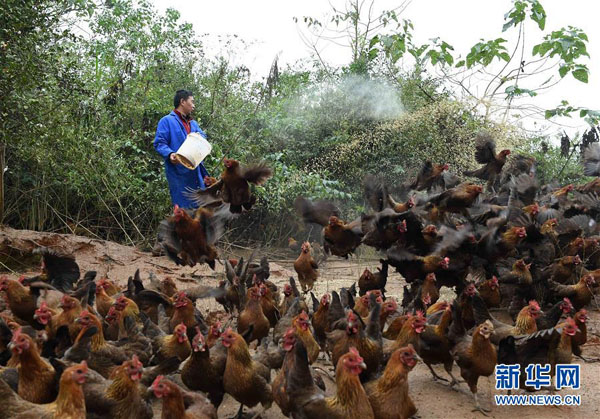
[154,89,210,208]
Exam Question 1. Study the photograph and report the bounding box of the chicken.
[387,248,450,284]
[288,237,301,252]
[572,309,590,360]
[0,276,56,326]
[379,298,398,331]
[541,255,582,284]
[272,328,300,416]
[365,344,418,419]
[181,329,226,408]
[54,294,84,342]
[426,182,484,218]
[473,296,540,345]
[547,273,596,310]
[221,328,272,416]
[95,280,115,318]
[417,304,460,386]
[328,301,383,381]
[450,317,497,415]
[411,161,450,191]
[418,273,440,305]
[28,247,81,293]
[311,292,331,350]
[157,205,223,269]
[463,133,511,189]
[151,322,191,364]
[0,361,88,419]
[238,286,270,344]
[292,310,320,364]
[323,215,364,258]
[387,195,415,213]
[477,276,500,308]
[190,158,272,213]
[358,260,388,296]
[536,297,574,330]
[150,375,217,418]
[9,327,57,403]
[294,242,319,293]
[498,317,580,390]
[388,310,427,353]
[257,282,280,327]
[327,347,375,418]
[280,284,295,316]
[361,209,424,252]
[104,355,152,419]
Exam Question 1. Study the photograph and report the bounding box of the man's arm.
[154,117,175,159]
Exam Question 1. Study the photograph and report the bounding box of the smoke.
[284,74,405,122]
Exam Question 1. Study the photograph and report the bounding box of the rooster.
[463,133,511,190]
[188,158,272,213]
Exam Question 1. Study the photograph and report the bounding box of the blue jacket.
[154,111,210,209]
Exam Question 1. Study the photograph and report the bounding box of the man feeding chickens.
[154,89,211,209]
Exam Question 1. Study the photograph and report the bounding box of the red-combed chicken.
[272,328,300,416]
[463,133,511,189]
[311,292,331,350]
[221,328,272,416]
[181,328,227,408]
[95,280,115,318]
[238,286,270,344]
[411,161,450,191]
[150,375,217,418]
[104,355,153,419]
[473,296,540,345]
[157,205,223,269]
[0,361,89,418]
[365,344,419,419]
[292,310,320,364]
[189,158,272,214]
[0,275,56,326]
[547,273,597,310]
[9,327,57,403]
[294,242,319,293]
[151,322,191,364]
[476,275,500,308]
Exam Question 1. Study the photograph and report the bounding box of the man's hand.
[169,153,178,164]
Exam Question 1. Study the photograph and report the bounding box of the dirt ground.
[1,226,599,419]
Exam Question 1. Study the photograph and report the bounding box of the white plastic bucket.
[175,132,212,170]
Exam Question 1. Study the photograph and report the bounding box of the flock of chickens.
[1,133,600,418]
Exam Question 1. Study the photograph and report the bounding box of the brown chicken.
[286,341,374,418]
[170,291,196,332]
[449,318,497,415]
[365,345,418,419]
[387,248,450,284]
[0,276,55,326]
[95,280,115,318]
[257,283,280,327]
[387,195,415,213]
[279,284,294,316]
[411,161,450,191]
[328,305,383,380]
[548,273,596,310]
[388,311,427,353]
[328,347,375,418]
[272,328,300,416]
[463,134,511,189]
[358,260,388,296]
[9,328,57,403]
[55,294,84,342]
[181,329,226,408]
[151,375,217,419]
[105,355,152,419]
[542,255,581,284]
[221,328,272,416]
[323,215,364,258]
[288,237,301,252]
[292,311,320,364]
[152,322,191,364]
[379,298,398,331]
[311,293,331,350]
[294,242,319,293]
[571,309,589,360]
[419,273,440,305]
[238,286,270,344]
[473,296,540,345]
[191,158,272,213]
[426,182,484,218]
[0,361,88,419]
[477,276,500,308]
[158,205,221,269]
[73,310,130,377]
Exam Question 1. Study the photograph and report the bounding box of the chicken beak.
[359,362,367,370]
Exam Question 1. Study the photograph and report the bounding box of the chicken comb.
[297,310,309,321]
[152,375,165,389]
[17,275,26,284]
[562,297,572,306]
[79,309,90,317]
[175,322,187,332]
[415,310,426,319]
[348,347,361,358]
[284,328,296,338]
[131,354,142,368]
[528,300,540,311]
[79,360,88,371]
[39,301,49,310]
[578,308,587,316]
[443,257,450,263]
[565,317,577,327]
